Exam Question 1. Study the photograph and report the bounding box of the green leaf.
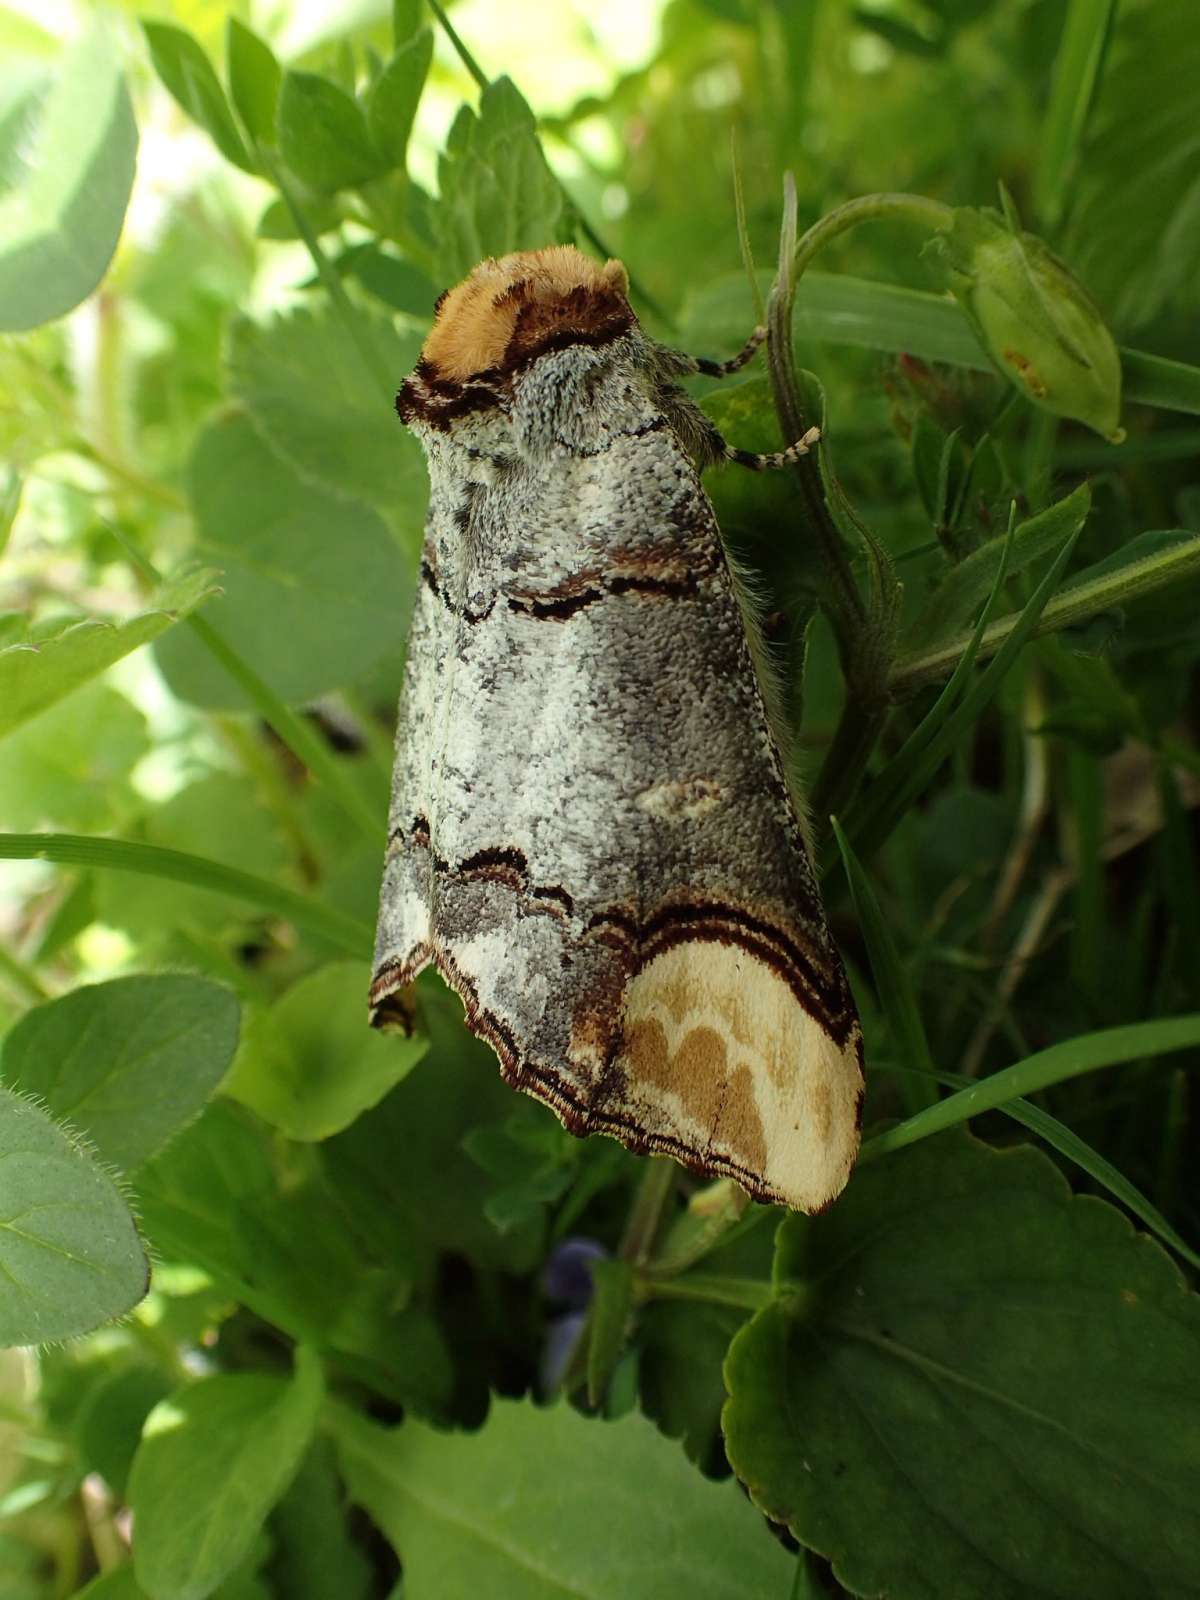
[895,528,1200,693]
[135,1101,448,1410]
[850,504,1079,858]
[227,306,425,529]
[332,1398,795,1598]
[0,681,146,832]
[872,1060,1200,1273]
[368,30,433,170]
[0,469,21,561]
[682,271,1200,416]
[142,21,254,175]
[226,961,424,1141]
[393,0,423,45]
[585,1258,635,1407]
[1033,0,1117,228]
[337,242,438,315]
[154,413,409,709]
[723,1131,1200,1600]
[908,482,1092,645]
[435,77,564,283]
[0,566,216,740]
[93,773,287,944]
[0,20,137,331]
[0,975,240,1171]
[1066,1,1200,328]
[862,1013,1200,1162]
[76,1364,172,1499]
[0,1084,148,1347]
[832,819,937,1112]
[225,18,280,147]
[268,1437,374,1600]
[0,832,371,958]
[322,974,546,1276]
[130,1348,323,1600]
[277,71,386,192]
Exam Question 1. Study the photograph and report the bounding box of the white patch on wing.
[635,778,723,821]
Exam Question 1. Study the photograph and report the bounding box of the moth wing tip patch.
[613,939,863,1214]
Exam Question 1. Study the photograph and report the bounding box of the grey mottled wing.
[372,339,863,1210]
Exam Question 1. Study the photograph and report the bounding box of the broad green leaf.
[277,71,386,192]
[0,566,216,739]
[322,973,546,1276]
[0,1085,148,1347]
[639,1213,777,1465]
[871,1061,1200,1273]
[333,1398,795,1598]
[0,681,146,831]
[130,1348,322,1600]
[135,1101,447,1410]
[368,29,432,172]
[225,18,280,146]
[0,974,240,1171]
[393,0,423,45]
[75,1558,268,1599]
[154,413,409,709]
[0,21,136,331]
[435,77,564,283]
[908,482,1092,644]
[336,242,438,315]
[269,1437,374,1600]
[227,306,425,530]
[225,961,424,1141]
[76,1364,173,1499]
[142,22,254,175]
[723,1131,1200,1600]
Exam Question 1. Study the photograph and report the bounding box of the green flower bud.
[930,200,1125,442]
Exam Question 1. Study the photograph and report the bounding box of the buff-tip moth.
[370,246,864,1212]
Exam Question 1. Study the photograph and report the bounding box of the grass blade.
[0,833,371,956]
[832,818,937,1112]
[1033,0,1118,228]
[869,1062,1200,1273]
[861,1015,1200,1161]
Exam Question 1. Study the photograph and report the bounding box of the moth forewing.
[371,245,864,1213]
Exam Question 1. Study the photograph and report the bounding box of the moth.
[370,246,864,1212]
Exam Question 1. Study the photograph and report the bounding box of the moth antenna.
[691,325,767,378]
[724,425,821,472]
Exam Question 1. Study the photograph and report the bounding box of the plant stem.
[618,1158,677,1265]
[0,940,49,1003]
[636,1272,775,1313]
[772,186,949,823]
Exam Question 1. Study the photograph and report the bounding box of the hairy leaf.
[1,975,240,1171]
[0,1085,148,1346]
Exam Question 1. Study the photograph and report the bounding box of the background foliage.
[1,1,1199,1596]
